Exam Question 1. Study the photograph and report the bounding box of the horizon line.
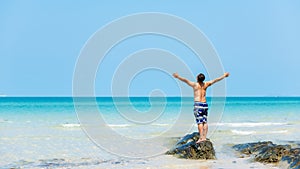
[1,95,300,98]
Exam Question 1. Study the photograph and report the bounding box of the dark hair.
[197,73,205,83]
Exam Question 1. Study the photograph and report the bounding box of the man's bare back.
[193,82,209,102]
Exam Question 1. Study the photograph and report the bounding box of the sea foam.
[107,123,170,128]
[213,122,287,127]
[61,123,80,128]
[108,124,132,128]
[231,130,256,135]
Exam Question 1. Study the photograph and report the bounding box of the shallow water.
[0,97,299,168]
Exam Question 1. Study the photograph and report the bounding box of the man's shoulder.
[192,82,199,87]
[204,81,212,87]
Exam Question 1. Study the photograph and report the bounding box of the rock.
[166,132,216,160]
[233,141,300,169]
[254,144,290,163]
[281,148,300,169]
[233,141,274,155]
[175,132,199,146]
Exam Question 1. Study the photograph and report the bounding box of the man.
[173,72,229,143]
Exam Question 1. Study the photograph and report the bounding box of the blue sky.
[1,1,300,96]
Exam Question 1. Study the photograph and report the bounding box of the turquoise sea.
[1,97,300,168]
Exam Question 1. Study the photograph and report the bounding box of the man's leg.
[196,123,203,143]
[202,122,208,141]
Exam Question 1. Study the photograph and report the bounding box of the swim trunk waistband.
[194,102,208,109]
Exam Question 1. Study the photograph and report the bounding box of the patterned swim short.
[193,102,208,124]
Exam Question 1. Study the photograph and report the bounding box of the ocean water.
[0,97,300,168]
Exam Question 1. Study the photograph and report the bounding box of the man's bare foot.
[200,138,206,142]
[196,139,202,144]
[196,138,207,143]
[196,138,207,144]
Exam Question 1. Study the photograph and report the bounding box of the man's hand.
[173,73,179,78]
[224,72,230,77]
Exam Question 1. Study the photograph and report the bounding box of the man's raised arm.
[173,73,195,87]
[207,72,230,86]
